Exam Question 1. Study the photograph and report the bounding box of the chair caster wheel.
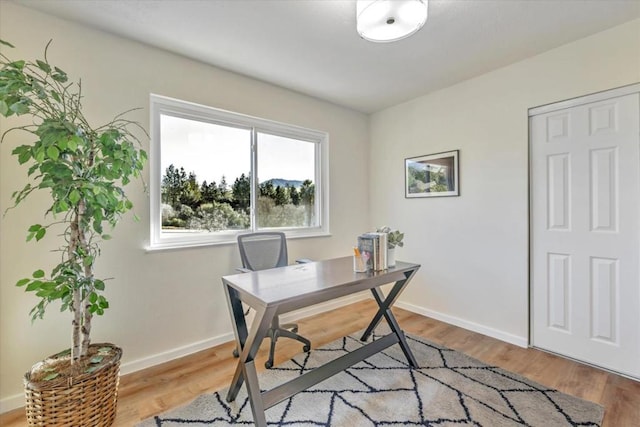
[303,345,311,353]
[232,348,239,358]
[265,360,273,369]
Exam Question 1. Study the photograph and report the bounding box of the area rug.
[138,331,604,426]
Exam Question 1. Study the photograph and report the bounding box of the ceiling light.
[356,0,428,43]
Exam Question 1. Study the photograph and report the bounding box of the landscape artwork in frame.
[405,150,459,198]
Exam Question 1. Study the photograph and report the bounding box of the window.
[149,95,329,250]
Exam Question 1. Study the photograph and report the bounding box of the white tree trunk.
[70,212,82,363]
[70,200,93,362]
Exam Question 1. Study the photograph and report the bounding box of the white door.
[530,85,640,379]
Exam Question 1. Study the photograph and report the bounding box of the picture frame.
[405,150,459,198]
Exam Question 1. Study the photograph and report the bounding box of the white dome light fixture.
[356,0,428,43]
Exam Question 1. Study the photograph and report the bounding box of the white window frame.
[148,94,330,250]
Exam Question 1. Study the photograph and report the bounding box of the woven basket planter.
[24,344,122,427]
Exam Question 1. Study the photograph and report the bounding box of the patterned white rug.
[138,332,604,426]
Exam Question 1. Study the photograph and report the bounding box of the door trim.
[529,83,640,116]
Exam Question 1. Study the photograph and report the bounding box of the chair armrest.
[235,267,252,273]
[295,258,313,264]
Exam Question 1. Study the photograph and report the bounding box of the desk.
[222,256,420,426]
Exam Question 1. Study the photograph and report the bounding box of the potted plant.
[376,226,404,267]
[0,40,146,426]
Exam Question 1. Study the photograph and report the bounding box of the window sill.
[145,231,332,253]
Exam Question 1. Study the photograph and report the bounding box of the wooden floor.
[2,299,639,426]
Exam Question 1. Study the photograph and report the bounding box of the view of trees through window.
[159,113,318,234]
[161,165,316,232]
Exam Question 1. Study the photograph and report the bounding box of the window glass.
[160,115,251,234]
[256,132,316,229]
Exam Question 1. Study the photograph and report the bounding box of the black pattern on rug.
[137,332,604,426]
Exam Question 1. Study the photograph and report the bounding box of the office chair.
[234,232,311,368]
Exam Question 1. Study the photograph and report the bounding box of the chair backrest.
[237,232,288,271]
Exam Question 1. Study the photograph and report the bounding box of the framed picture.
[405,150,459,198]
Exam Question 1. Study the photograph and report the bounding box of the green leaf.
[34,148,45,162]
[43,372,60,381]
[69,189,81,204]
[46,145,60,160]
[32,269,45,278]
[67,136,81,151]
[17,149,31,164]
[35,228,46,241]
[89,292,98,304]
[0,100,8,116]
[35,59,51,73]
[52,67,68,83]
[9,60,25,69]
[16,278,30,287]
[96,194,108,207]
[101,234,112,240]
[10,101,29,115]
[28,224,42,232]
[57,138,68,151]
[94,280,105,291]
[25,280,43,292]
[56,200,69,212]
[90,355,103,364]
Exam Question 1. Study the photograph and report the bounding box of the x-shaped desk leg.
[360,269,418,368]
[223,283,277,427]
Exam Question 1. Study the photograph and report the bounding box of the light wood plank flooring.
[1,300,638,426]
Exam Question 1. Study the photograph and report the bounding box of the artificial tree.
[0,39,146,371]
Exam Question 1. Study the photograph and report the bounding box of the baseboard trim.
[0,394,24,415]
[0,293,369,414]
[395,301,529,348]
[120,292,369,376]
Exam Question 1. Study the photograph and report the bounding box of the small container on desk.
[353,248,369,272]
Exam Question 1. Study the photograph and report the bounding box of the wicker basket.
[24,344,122,427]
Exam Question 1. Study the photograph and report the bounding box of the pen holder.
[353,254,368,272]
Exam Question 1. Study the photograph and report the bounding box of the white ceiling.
[13,0,640,114]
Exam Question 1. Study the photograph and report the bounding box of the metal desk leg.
[225,302,277,400]
[371,286,418,368]
[360,269,419,368]
[226,304,277,427]
[224,285,248,359]
[242,359,267,427]
[361,268,418,341]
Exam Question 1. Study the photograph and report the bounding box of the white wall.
[0,3,369,410]
[370,19,640,346]
[2,0,639,414]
